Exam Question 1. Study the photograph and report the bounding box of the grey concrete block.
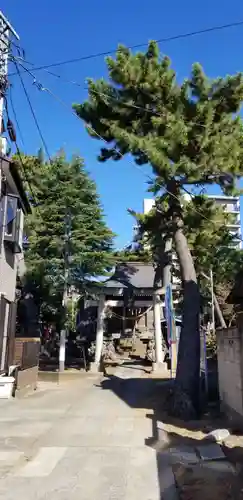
[196,443,226,460]
[166,446,199,464]
[201,460,235,473]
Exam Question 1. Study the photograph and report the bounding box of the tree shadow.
[99,372,243,499]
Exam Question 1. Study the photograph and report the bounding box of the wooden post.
[92,294,106,372]
[170,339,177,378]
[153,292,168,373]
[122,302,126,338]
[153,291,163,365]
[59,330,66,373]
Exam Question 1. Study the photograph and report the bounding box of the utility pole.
[59,207,71,372]
[0,11,19,156]
[0,12,19,200]
[201,271,226,328]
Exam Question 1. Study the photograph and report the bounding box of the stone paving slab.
[0,364,178,500]
[16,447,67,478]
[125,447,160,499]
[0,365,181,499]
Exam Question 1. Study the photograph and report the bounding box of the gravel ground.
[174,462,243,500]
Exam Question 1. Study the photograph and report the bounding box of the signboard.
[165,284,176,344]
[165,284,177,377]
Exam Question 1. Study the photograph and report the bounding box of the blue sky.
[2,1,243,247]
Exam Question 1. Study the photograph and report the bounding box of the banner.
[165,284,176,345]
[165,284,177,378]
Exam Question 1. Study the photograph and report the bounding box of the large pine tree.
[17,152,114,327]
[74,42,243,417]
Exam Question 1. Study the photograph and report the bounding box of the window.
[5,196,16,237]
[3,194,23,253]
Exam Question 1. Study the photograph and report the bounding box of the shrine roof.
[103,262,155,290]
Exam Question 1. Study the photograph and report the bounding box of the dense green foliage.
[74,42,243,191]
[132,195,243,321]
[17,153,114,326]
[112,245,150,263]
[74,41,243,416]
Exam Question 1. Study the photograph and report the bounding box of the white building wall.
[0,163,26,303]
[143,198,155,215]
[207,195,241,249]
[142,194,242,285]
[0,248,18,303]
[143,195,242,248]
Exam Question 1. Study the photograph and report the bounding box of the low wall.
[15,366,38,396]
[217,327,243,421]
[13,338,39,396]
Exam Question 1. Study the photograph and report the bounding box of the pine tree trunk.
[172,224,201,418]
[166,181,201,419]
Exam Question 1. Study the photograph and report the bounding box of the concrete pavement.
[0,365,176,500]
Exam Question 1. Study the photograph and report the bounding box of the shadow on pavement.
[99,372,243,499]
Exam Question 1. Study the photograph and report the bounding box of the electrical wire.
[14,145,39,207]
[13,60,243,244]
[9,19,243,75]
[13,61,52,162]
[12,55,227,138]
[3,93,40,210]
[19,59,241,242]
[4,16,243,243]
[8,84,26,150]
[47,87,243,244]
[13,55,176,130]
[19,61,243,238]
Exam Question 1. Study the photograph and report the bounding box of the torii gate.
[89,262,177,372]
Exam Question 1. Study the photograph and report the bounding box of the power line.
[16,60,81,121]
[14,144,39,207]
[45,86,243,241]
[3,91,42,211]
[9,19,243,75]
[8,84,25,149]
[6,110,38,205]
[13,61,52,162]
[12,55,226,134]
[13,55,169,119]
[13,60,243,245]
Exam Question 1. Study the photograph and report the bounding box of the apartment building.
[142,194,242,287]
[207,195,241,249]
[143,195,242,248]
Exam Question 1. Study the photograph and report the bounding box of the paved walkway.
[0,365,174,500]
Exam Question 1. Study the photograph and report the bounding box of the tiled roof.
[103,262,155,290]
